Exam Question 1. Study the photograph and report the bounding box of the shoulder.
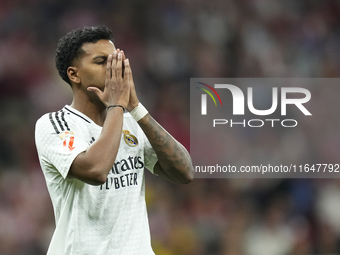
[36,108,73,135]
[35,111,60,153]
[35,112,56,134]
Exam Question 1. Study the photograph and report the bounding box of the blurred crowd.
[1,0,340,254]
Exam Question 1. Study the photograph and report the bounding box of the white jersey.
[35,105,158,255]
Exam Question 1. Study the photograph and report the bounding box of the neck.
[70,90,107,126]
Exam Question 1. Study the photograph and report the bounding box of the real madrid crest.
[122,130,138,147]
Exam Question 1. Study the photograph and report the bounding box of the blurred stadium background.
[1,0,340,254]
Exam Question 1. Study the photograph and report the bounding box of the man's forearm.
[69,107,124,185]
[138,114,194,184]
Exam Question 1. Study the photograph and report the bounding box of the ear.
[67,66,80,84]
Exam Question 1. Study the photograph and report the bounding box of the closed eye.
[96,60,106,65]
[93,55,108,65]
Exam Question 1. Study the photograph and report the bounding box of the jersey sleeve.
[142,133,158,175]
[35,113,89,179]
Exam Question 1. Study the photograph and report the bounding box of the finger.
[111,50,118,82]
[117,49,125,61]
[124,58,132,82]
[105,54,112,82]
[116,52,123,81]
[121,50,126,61]
[120,50,126,77]
[87,86,103,98]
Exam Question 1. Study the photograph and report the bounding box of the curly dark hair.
[55,26,113,86]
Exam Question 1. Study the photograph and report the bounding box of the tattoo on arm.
[138,114,193,183]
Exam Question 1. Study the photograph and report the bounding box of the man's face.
[74,39,116,91]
